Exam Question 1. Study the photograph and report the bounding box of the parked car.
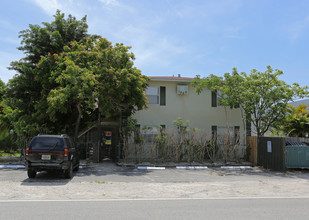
[25,134,80,179]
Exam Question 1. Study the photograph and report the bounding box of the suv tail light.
[64,148,68,156]
[26,147,29,155]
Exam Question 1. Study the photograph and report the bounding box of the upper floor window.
[211,90,239,108]
[146,87,159,104]
[146,86,166,106]
[211,90,227,107]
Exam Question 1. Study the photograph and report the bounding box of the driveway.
[1,160,309,200]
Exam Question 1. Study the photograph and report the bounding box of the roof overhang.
[150,76,194,83]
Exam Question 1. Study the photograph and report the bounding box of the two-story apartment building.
[132,75,246,159]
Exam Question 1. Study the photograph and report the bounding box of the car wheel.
[64,163,73,179]
[27,169,36,178]
[73,161,79,172]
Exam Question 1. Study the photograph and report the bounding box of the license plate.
[41,155,51,160]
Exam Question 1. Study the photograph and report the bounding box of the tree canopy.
[4,10,149,141]
[6,10,90,135]
[0,79,5,102]
[37,37,149,139]
[191,66,309,136]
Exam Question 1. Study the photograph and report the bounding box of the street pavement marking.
[176,166,208,169]
[0,165,25,169]
[137,166,165,170]
[221,166,252,169]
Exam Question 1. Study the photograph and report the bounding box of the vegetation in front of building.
[121,117,243,164]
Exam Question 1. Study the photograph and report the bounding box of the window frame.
[146,86,166,105]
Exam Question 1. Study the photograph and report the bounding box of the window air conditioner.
[177,85,188,95]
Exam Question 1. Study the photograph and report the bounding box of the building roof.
[150,76,195,82]
[289,99,309,107]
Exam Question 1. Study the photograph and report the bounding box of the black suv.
[25,134,80,179]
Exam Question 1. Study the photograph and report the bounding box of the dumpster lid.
[286,141,308,146]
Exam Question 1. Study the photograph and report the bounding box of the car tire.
[73,161,80,172]
[27,169,36,178]
[64,163,73,179]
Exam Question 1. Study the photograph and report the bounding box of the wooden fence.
[246,136,258,165]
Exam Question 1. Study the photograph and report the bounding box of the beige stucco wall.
[133,80,245,144]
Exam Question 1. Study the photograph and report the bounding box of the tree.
[274,104,309,137]
[37,37,150,140]
[6,10,90,136]
[0,79,7,130]
[191,66,309,137]
[6,10,149,144]
[0,79,5,101]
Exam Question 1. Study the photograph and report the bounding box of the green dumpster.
[286,145,309,168]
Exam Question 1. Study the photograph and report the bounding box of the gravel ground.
[1,160,309,200]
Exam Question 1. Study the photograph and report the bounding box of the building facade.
[132,76,246,160]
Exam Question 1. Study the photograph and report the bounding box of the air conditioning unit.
[177,85,188,95]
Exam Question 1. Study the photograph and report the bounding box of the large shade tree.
[192,66,309,137]
[5,10,149,140]
[6,10,90,135]
[37,38,149,140]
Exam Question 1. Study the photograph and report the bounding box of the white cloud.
[99,0,120,7]
[28,0,86,18]
[30,0,63,16]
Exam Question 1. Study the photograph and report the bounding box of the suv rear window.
[29,137,65,151]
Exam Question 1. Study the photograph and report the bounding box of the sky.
[0,0,309,87]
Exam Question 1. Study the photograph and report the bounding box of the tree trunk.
[74,101,82,142]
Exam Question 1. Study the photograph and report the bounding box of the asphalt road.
[1,198,309,220]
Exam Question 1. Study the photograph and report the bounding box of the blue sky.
[0,0,309,87]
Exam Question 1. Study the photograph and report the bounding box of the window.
[134,124,141,143]
[215,126,240,145]
[211,126,217,142]
[146,86,166,105]
[30,137,64,151]
[217,90,224,106]
[212,90,225,107]
[211,91,217,107]
[146,87,159,104]
[234,126,240,145]
[246,116,251,136]
[141,126,159,143]
[212,90,239,107]
[160,87,166,106]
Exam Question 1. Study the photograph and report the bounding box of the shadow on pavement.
[76,159,151,177]
[21,171,72,186]
[20,159,150,185]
